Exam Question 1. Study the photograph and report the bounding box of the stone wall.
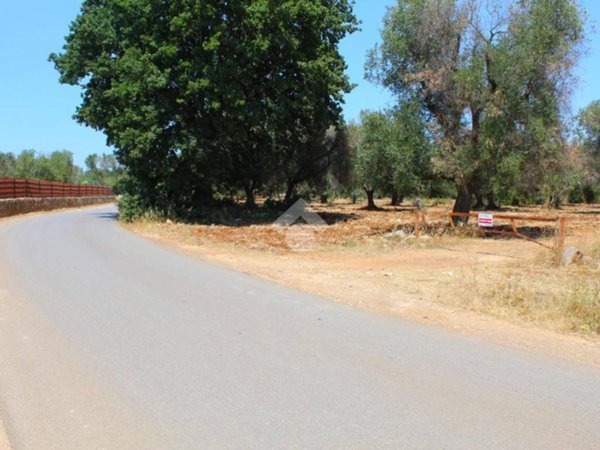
[0,196,116,219]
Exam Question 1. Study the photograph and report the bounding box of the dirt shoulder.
[126,200,600,368]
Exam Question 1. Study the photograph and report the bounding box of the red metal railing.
[0,178,114,199]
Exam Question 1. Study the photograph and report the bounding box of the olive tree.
[367,0,585,215]
[355,104,431,209]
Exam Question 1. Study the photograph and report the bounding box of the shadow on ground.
[90,212,118,221]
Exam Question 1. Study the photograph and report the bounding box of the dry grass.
[452,239,600,334]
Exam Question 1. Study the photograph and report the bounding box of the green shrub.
[118,193,149,222]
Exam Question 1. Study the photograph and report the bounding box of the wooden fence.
[0,178,113,199]
[448,211,566,264]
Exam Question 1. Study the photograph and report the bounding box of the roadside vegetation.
[455,228,600,334]
[462,261,600,334]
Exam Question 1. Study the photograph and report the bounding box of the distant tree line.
[0,150,80,183]
[48,0,598,221]
[0,150,124,187]
[80,153,125,187]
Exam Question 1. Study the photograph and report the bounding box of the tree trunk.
[244,186,257,209]
[191,185,214,208]
[390,191,399,206]
[486,192,500,210]
[284,182,296,204]
[474,192,485,210]
[364,187,376,210]
[452,184,471,224]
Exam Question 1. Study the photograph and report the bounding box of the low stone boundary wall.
[0,196,116,219]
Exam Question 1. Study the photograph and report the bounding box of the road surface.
[0,205,599,449]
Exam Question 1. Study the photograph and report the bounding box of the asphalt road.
[0,205,600,449]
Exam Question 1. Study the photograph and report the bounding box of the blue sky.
[1,1,599,167]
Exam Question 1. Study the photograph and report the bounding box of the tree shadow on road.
[90,212,118,221]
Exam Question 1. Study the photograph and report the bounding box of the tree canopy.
[81,153,125,187]
[579,100,600,156]
[367,0,585,214]
[575,100,600,201]
[355,104,431,209]
[50,0,357,217]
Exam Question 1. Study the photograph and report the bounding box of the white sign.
[478,213,494,228]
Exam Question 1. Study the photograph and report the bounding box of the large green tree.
[275,126,353,203]
[50,0,357,216]
[367,0,585,215]
[14,150,38,179]
[45,150,79,183]
[0,152,16,178]
[574,100,600,201]
[355,104,431,209]
[579,101,600,148]
[579,100,600,174]
[82,153,124,187]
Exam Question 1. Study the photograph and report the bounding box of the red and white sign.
[478,213,494,227]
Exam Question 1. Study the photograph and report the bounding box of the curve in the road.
[0,205,599,450]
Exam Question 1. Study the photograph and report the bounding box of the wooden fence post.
[415,212,420,238]
[555,217,566,265]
